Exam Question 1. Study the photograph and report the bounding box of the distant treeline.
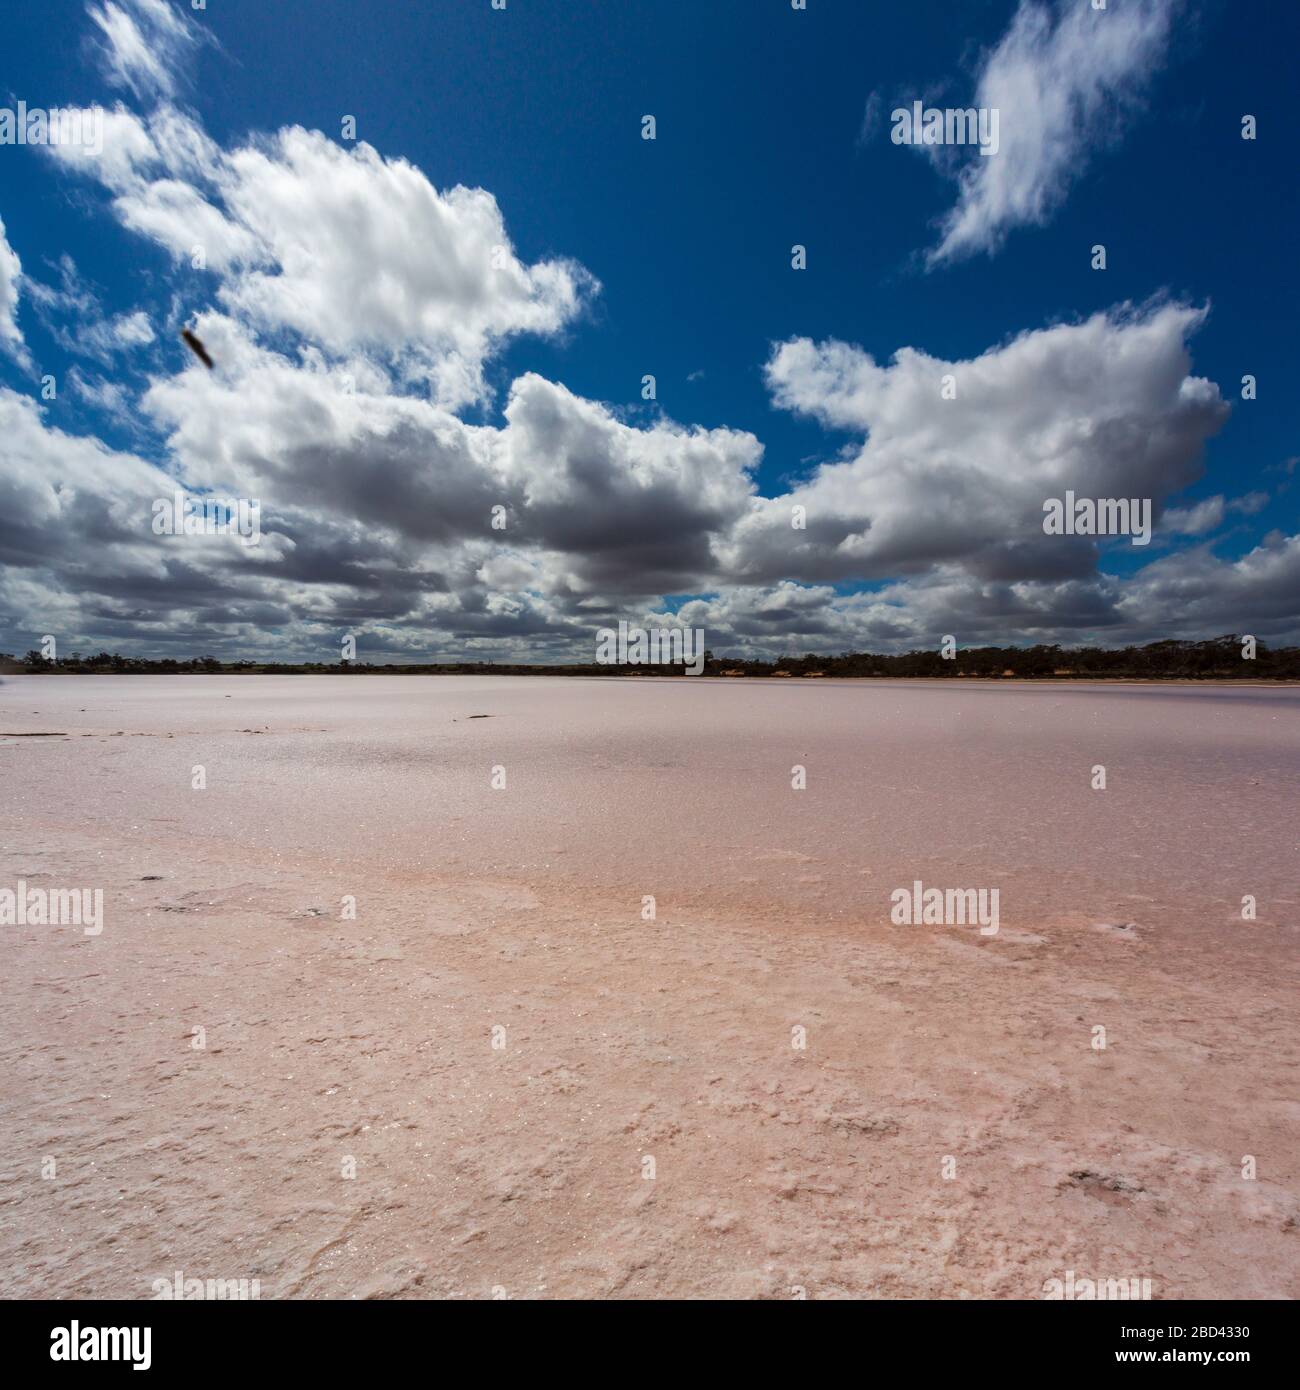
[6,636,1298,679]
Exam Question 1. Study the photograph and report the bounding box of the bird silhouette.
[181,328,214,369]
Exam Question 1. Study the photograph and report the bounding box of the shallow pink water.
[5,674,1297,935]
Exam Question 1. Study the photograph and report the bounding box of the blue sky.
[0,0,1296,660]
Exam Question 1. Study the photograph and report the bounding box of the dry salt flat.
[1,674,1297,1298]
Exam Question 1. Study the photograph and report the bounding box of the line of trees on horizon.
[5,636,1298,679]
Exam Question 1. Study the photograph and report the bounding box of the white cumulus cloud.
[734,302,1227,584]
[0,215,30,366]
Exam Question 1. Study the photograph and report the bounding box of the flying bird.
[181,328,214,369]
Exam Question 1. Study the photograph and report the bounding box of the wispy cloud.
[1162,491,1269,535]
[87,0,200,103]
[26,255,155,363]
[929,0,1178,265]
[856,90,883,149]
